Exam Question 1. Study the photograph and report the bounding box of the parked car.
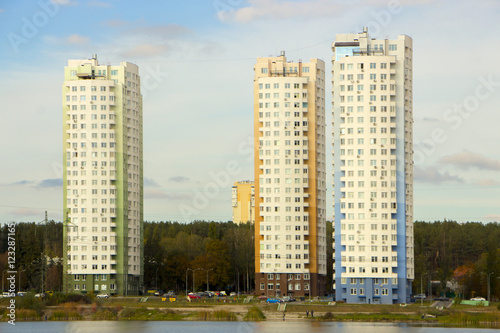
[266,298,281,304]
[96,294,109,298]
[229,292,236,297]
[471,297,486,301]
[414,294,426,299]
[257,295,268,300]
[34,293,46,298]
[17,292,27,297]
[433,297,450,301]
[188,293,201,299]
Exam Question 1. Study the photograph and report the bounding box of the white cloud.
[51,0,77,5]
[88,1,111,7]
[217,0,437,23]
[103,19,129,28]
[414,166,463,184]
[9,208,42,217]
[123,44,169,58]
[43,34,90,45]
[440,151,500,171]
[476,179,500,186]
[484,214,500,222]
[66,34,90,45]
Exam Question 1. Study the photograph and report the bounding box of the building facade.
[232,181,255,224]
[254,52,327,298]
[62,55,143,295]
[332,29,414,304]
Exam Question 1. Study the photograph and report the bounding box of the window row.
[339,73,389,81]
[339,62,390,70]
[258,102,308,109]
[259,111,307,118]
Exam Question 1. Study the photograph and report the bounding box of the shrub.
[195,310,236,321]
[323,312,334,320]
[16,309,40,321]
[51,310,81,320]
[17,294,45,314]
[244,306,266,321]
[92,308,117,320]
[66,294,91,304]
[120,307,137,319]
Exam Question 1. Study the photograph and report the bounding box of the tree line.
[0,220,498,298]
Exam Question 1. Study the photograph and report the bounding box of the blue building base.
[335,277,412,304]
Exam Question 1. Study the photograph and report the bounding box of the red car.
[188,293,201,299]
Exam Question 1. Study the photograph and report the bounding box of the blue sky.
[0,0,499,224]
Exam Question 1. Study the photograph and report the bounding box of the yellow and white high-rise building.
[254,52,327,297]
[62,55,143,296]
[332,29,414,304]
[232,181,255,224]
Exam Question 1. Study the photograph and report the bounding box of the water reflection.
[0,321,492,333]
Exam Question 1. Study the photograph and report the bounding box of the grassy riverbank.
[0,295,498,328]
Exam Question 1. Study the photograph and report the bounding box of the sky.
[0,0,499,224]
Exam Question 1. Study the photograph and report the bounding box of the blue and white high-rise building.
[331,28,414,304]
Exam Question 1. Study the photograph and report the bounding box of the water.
[0,321,495,333]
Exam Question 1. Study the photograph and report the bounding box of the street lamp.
[2,270,8,293]
[204,269,213,292]
[421,272,428,307]
[186,268,193,296]
[236,268,240,296]
[428,270,433,300]
[487,272,493,303]
[193,268,203,293]
[18,269,26,293]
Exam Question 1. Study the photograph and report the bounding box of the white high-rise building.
[332,29,414,304]
[62,55,143,295]
[254,52,327,297]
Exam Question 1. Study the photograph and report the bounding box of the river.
[0,321,496,333]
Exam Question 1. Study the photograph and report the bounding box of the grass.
[320,312,425,322]
[50,309,82,321]
[92,308,118,320]
[1,296,499,325]
[438,312,500,327]
[194,310,237,321]
[119,308,183,321]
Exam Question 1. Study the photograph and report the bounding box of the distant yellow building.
[231,181,255,224]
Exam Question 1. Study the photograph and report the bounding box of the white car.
[96,294,109,298]
[471,297,486,301]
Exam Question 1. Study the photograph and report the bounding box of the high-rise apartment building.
[232,181,255,224]
[332,29,414,304]
[254,52,327,298]
[62,55,143,295]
